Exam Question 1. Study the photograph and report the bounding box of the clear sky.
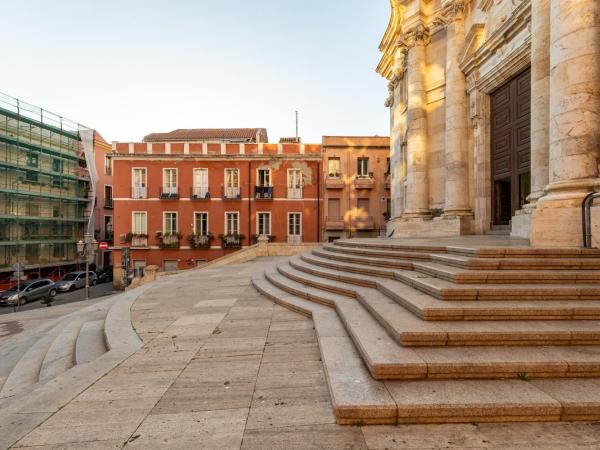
[1,0,391,143]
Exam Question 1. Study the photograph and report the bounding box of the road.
[0,282,116,315]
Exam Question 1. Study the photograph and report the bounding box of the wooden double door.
[490,68,531,226]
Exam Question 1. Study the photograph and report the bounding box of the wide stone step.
[313,247,414,270]
[251,273,399,424]
[289,255,376,288]
[302,252,397,279]
[264,271,600,378]
[354,285,600,346]
[252,274,600,423]
[431,253,600,270]
[333,239,447,254]
[394,269,600,301]
[446,245,600,259]
[279,261,362,295]
[75,320,107,365]
[377,278,600,321]
[38,318,86,384]
[322,243,432,261]
[412,261,600,284]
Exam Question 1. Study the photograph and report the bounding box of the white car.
[54,271,98,292]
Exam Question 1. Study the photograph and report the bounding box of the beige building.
[377,0,599,246]
[322,136,391,241]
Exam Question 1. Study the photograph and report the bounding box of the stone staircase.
[252,238,600,425]
[0,287,149,449]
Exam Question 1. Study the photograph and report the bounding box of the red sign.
[99,242,109,251]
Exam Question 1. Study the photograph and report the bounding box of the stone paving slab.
[5,257,600,450]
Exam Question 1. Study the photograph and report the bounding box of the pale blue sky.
[1,1,391,143]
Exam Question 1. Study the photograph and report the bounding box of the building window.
[26,153,38,168]
[104,185,113,208]
[288,212,301,243]
[287,169,303,199]
[194,212,208,235]
[328,198,341,219]
[225,212,239,235]
[385,158,390,176]
[134,260,146,278]
[163,169,178,195]
[193,168,209,198]
[104,215,114,240]
[357,198,370,214]
[163,212,178,234]
[132,212,147,234]
[357,158,369,178]
[52,176,62,188]
[257,212,271,235]
[257,168,271,187]
[52,158,63,173]
[132,168,147,198]
[104,155,112,175]
[225,169,240,198]
[26,171,38,183]
[328,158,341,178]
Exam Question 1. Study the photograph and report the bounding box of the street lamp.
[77,232,98,300]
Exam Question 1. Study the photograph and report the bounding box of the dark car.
[0,279,57,306]
[96,266,113,284]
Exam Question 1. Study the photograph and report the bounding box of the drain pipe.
[582,192,600,248]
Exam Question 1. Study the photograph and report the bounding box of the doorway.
[490,68,531,225]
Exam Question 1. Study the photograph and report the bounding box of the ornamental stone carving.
[398,24,430,48]
[434,0,465,27]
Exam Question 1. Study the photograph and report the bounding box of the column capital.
[433,0,466,27]
[398,23,430,47]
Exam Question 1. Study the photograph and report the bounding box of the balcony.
[220,233,244,249]
[287,187,303,199]
[129,234,148,248]
[255,186,273,200]
[156,232,182,248]
[104,198,114,208]
[222,186,241,200]
[355,216,375,230]
[354,174,375,190]
[287,235,302,244]
[132,186,148,199]
[325,177,345,189]
[325,216,345,231]
[188,232,214,248]
[160,187,179,200]
[191,186,210,200]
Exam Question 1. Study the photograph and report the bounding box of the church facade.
[377,0,599,246]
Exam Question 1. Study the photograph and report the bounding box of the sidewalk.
[6,258,600,449]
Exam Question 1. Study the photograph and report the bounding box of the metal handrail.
[582,192,600,248]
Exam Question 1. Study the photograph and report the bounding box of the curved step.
[333,239,447,254]
[277,263,358,297]
[265,267,338,306]
[303,252,397,279]
[290,255,376,288]
[322,243,431,261]
[75,320,108,365]
[313,247,414,270]
[0,320,70,398]
[38,318,86,384]
[412,261,600,284]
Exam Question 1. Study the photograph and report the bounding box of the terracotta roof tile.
[144,128,268,143]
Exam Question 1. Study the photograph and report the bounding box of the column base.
[531,179,600,247]
[391,215,474,238]
[510,208,532,240]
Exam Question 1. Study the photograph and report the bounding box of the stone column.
[531,0,600,246]
[527,0,551,206]
[402,25,431,218]
[441,1,471,216]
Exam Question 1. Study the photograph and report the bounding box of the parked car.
[54,271,97,292]
[95,266,113,284]
[0,279,56,306]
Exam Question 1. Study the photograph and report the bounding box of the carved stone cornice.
[433,0,465,27]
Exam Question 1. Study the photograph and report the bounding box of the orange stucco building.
[322,136,391,241]
[110,137,321,284]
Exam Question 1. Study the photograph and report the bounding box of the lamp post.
[77,233,98,300]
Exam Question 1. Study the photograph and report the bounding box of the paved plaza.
[0,257,598,449]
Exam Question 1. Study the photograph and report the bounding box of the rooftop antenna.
[295,110,299,140]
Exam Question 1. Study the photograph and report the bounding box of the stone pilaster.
[402,24,431,218]
[438,1,472,217]
[527,0,551,206]
[531,0,600,246]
